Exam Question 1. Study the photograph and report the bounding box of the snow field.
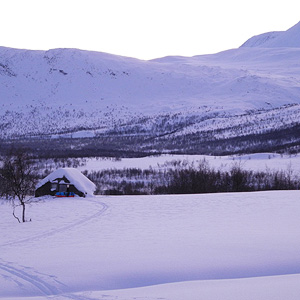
[1,190,300,299]
[79,152,300,173]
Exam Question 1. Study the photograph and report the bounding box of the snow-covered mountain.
[241,21,300,48]
[240,31,282,47]
[1,21,300,155]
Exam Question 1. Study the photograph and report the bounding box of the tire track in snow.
[0,260,65,296]
[0,199,108,247]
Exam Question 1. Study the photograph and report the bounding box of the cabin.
[35,168,96,198]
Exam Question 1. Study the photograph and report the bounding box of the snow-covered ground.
[1,189,300,299]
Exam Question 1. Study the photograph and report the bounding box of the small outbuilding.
[35,168,96,198]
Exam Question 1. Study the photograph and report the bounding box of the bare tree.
[0,149,37,223]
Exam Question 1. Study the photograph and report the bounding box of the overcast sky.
[1,0,299,60]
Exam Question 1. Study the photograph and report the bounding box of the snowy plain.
[79,152,300,174]
[1,152,300,300]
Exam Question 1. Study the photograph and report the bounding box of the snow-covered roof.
[36,168,95,196]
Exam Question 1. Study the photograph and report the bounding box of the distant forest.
[83,159,299,195]
[1,123,300,159]
[1,151,299,196]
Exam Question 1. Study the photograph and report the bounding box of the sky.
[1,0,299,60]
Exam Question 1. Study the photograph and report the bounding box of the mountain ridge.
[240,21,300,48]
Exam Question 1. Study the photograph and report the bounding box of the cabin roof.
[36,168,95,196]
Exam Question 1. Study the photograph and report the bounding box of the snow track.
[0,198,109,297]
[59,292,162,300]
[58,294,120,300]
[0,199,108,248]
[0,259,64,296]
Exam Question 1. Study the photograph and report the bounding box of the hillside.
[1,21,300,156]
[241,21,300,48]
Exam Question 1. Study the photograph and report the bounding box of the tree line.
[1,122,300,159]
[1,149,299,223]
[85,159,299,195]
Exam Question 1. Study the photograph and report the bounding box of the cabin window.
[51,183,58,191]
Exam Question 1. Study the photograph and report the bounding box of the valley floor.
[78,152,300,173]
[0,190,300,299]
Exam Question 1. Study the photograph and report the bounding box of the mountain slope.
[240,31,282,47]
[1,21,300,155]
[241,21,300,48]
[2,45,298,114]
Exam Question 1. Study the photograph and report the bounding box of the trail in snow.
[58,293,122,300]
[0,198,108,248]
[0,198,108,297]
[0,259,64,296]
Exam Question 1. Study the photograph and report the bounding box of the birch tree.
[0,149,37,223]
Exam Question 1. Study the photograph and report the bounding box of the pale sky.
[1,0,299,60]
